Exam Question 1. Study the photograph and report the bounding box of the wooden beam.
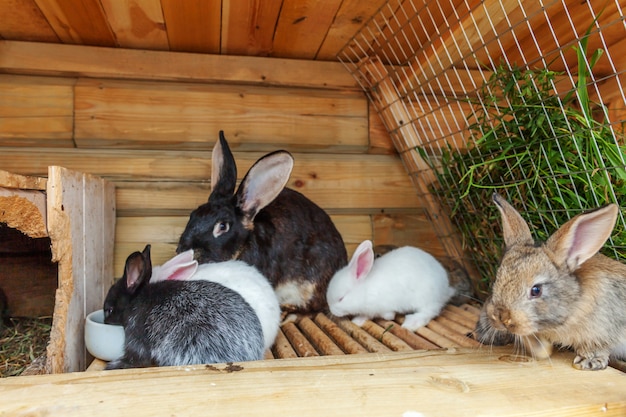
[1,349,624,416]
[0,40,359,90]
[73,78,368,151]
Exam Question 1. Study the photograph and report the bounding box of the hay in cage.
[338,0,626,296]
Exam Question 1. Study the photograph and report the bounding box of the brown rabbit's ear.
[492,192,534,248]
[546,204,618,271]
[236,150,294,221]
[210,131,237,197]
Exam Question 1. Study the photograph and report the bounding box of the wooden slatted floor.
[269,304,480,359]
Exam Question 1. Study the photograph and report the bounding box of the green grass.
[418,34,626,295]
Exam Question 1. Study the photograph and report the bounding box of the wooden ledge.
[2,348,625,416]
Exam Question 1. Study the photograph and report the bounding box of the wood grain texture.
[99,0,168,50]
[272,0,342,59]
[0,148,422,211]
[33,0,116,46]
[0,169,46,190]
[161,0,221,53]
[315,0,388,61]
[0,41,359,89]
[73,78,368,151]
[221,0,282,56]
[0,0,59,42]
[3,349,624,416]
[0,74,74,145]
[45,166,116,373]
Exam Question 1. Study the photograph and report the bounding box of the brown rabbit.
[477,192,626,370]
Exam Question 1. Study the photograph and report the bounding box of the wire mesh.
[338,0,626,295]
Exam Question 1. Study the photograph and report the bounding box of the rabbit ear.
[235,150,294,222]
[493,192,534,248]
[350,240,374,281]
[125,244,152,294]
[154,250,198,281]
[210,131,238,198]
[546,204,618,271]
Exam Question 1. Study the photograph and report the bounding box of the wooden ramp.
[2,303,625,416]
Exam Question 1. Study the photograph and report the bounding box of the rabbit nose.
[495,307,515,330]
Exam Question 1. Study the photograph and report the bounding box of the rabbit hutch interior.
[0,0,625,415]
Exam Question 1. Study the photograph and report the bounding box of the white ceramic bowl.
[85,309,125,361]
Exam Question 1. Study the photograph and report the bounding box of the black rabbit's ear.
[210,131,237,199]
[236,150,293,221]
[124,245,152,294]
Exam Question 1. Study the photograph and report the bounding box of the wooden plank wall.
[0,41,445,278]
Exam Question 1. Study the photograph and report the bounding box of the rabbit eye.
[212,221,230,238]
[529,284,543,298]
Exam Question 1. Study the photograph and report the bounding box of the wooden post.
[46,166,116,373]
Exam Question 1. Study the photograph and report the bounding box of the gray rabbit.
[103,244,264,370]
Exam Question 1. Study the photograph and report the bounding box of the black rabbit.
[177,131,347,313]
[103,244,264,370]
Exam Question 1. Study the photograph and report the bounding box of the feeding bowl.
[85,309,125,362]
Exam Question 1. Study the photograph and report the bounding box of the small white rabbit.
[151,250,280,352]
[326,240,455,331]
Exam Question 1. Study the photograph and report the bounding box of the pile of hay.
[0,317,51,377]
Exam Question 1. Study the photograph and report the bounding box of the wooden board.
[0,74,74,146]
[221,0,282,56]
[98,0,168,50]
[0,169,46,190]
[315,0,389,61]
[0,149,423,213]
[0,40,359,90]
[4,348,625,416]
[45,166,116,373]
[160,0,221,53]
[272,0,343,60]
[73,78,368,151]
[32,0,116,46]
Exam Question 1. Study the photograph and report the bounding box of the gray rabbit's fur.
[103,244,264,370]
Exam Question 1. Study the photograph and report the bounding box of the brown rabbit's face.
[485,244,578,336]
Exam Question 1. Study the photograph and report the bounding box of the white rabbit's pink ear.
[350,240,374,281]
[547,204,618,271]
[153,250,198,282]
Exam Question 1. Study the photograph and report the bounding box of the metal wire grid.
[338,0,626,289]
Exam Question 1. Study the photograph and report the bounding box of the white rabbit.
[150,250,280,352]
[326,240,455,331]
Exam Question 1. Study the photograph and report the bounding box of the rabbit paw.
[401,313,431,331]
[351,316,369,326]
[381,312,396,320]
[573,353,609,371]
